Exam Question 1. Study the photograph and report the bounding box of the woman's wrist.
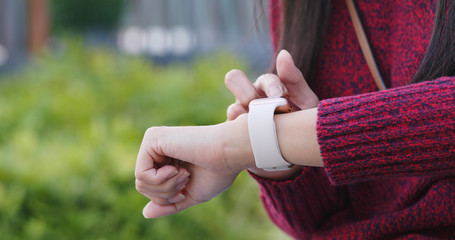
[219,114,256,173]
[220,114,302,179]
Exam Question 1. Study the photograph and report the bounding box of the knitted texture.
[254,0,455,239]
[318,77,455,184]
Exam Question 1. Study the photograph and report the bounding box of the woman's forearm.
[275,107,323,167]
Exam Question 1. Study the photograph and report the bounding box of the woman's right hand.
[224,49,319,180]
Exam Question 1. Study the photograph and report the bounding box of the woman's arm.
[259,76,455,184]
[317,77,455,185]
[261,76,455,186]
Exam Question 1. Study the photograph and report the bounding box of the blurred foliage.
[0,39,289,239]
[50,0,124,32]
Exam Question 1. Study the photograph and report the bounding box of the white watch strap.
[248,97,292,171]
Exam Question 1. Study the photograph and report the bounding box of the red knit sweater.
[252,0,455,239]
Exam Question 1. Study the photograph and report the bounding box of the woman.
[135,0,455,238]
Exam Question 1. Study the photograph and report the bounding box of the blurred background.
[0,0,291,239]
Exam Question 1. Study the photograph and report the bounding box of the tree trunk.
[28,0,49,54]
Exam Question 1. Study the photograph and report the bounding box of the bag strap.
[345,0,387,90]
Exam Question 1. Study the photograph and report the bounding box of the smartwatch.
[248,97,293,171]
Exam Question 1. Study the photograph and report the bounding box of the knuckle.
[135,171,146,181]
[144,126,164,137]
[135,180,146,193]
[136,171,162,185]
[256,73,279,85]
[144,127,154,137]
[150,174,165,185]
[227,103,246,120]
[227,103,238,112]
[226,104,237,120]
[227,103,236,112]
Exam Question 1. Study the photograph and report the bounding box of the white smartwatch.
[248,97,293,171]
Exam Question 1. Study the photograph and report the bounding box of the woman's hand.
[135,117,255,218]
[134,49,322,218]
[224,49,319,179]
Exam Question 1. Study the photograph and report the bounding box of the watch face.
[250,97,287,106]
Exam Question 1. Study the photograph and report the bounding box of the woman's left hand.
[135,117,254,218]
[225,50,319,121]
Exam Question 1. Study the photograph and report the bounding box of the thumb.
[276,49,318,108]
[142,196,198,218]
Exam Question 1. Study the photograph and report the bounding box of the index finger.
[135,128,164,176]
[225,69,260,107]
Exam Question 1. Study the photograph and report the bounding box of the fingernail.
[169,193,185,203]
[176,179,188,191]
[268,86,282,97]
[278,49,295,65]
[167,170,179,179]
[176,171,190,184]
[279,49,290,57]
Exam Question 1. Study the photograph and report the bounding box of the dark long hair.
[277,0,455,86]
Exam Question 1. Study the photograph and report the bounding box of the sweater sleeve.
[317,77,455,185]
[249,167,347,239]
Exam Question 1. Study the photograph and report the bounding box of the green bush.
[0,40,289,239]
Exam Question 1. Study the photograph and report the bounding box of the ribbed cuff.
[317,77,455,185]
